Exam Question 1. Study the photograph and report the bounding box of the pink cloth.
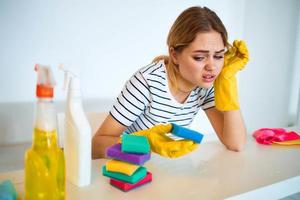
[253,128,300,145]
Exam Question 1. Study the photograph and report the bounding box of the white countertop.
[1,136,300,200]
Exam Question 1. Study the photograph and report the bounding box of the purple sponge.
[106,143,151,165]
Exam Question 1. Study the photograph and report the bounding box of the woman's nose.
[204,57,215,71]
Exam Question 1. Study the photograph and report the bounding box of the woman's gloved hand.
[214,40,250,111]
[132,124,198,158]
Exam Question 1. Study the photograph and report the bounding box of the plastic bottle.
[61,66,91,187]
[24,64,65,200]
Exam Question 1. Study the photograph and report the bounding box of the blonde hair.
[153,6,229,89]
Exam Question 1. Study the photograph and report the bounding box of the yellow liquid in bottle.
[25,128,65,200]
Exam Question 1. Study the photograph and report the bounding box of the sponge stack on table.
[102,134,152,192]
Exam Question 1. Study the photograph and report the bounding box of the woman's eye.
[214,55,224,60]
[193,56,205,61]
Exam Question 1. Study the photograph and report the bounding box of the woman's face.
[173,30,225,89]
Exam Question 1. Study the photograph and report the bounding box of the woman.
[92,6,249,159]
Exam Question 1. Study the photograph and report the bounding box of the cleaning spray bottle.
[60,66,91,187]
[24,64,65,200]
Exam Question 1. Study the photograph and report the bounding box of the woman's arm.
[205,107,246,151]
[92,114,127,159]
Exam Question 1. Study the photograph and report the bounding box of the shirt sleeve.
[200,86,215,110]
[110,70,151,126]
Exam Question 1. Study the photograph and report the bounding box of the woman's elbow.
[225,140,246,152]
[226,145,244,152]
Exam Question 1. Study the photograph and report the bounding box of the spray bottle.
[24,64,65,200]
[60,66,91,187]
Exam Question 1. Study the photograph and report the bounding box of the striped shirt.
[110,60,215,133]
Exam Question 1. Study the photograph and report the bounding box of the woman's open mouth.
[202,74,216,83]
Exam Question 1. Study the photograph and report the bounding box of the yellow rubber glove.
[132,124,198,158]
[214,40,249,111]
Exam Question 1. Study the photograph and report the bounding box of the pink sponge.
[106,143,150,165]
[110,172,152,192]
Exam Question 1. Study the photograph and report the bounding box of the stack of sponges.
[102,134,152,192]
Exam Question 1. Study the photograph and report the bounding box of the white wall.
[0,0,299,145]
[241,0,299,130]
[0,0,244,102]
[289,3,300,130]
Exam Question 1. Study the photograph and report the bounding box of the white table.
[1,136,300,200]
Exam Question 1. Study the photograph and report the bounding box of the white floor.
[280,192,300,200]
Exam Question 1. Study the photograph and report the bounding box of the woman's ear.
[169,47,179,65]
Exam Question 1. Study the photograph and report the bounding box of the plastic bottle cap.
[35,64,55,98]
[36,85,53,98]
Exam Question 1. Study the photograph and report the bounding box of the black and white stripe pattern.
[110,60,215,133]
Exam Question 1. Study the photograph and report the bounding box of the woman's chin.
[198,82,214,89]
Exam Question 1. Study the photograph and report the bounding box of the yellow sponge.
[106,159,140,176]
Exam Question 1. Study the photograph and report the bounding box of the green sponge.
[121,134,150,154]
[0,180,17,200]
[102,165,147,184]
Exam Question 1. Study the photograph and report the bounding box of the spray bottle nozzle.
[35,64,56,98]
[59,64,81,91]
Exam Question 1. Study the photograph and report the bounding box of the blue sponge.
[171,123,204,143]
